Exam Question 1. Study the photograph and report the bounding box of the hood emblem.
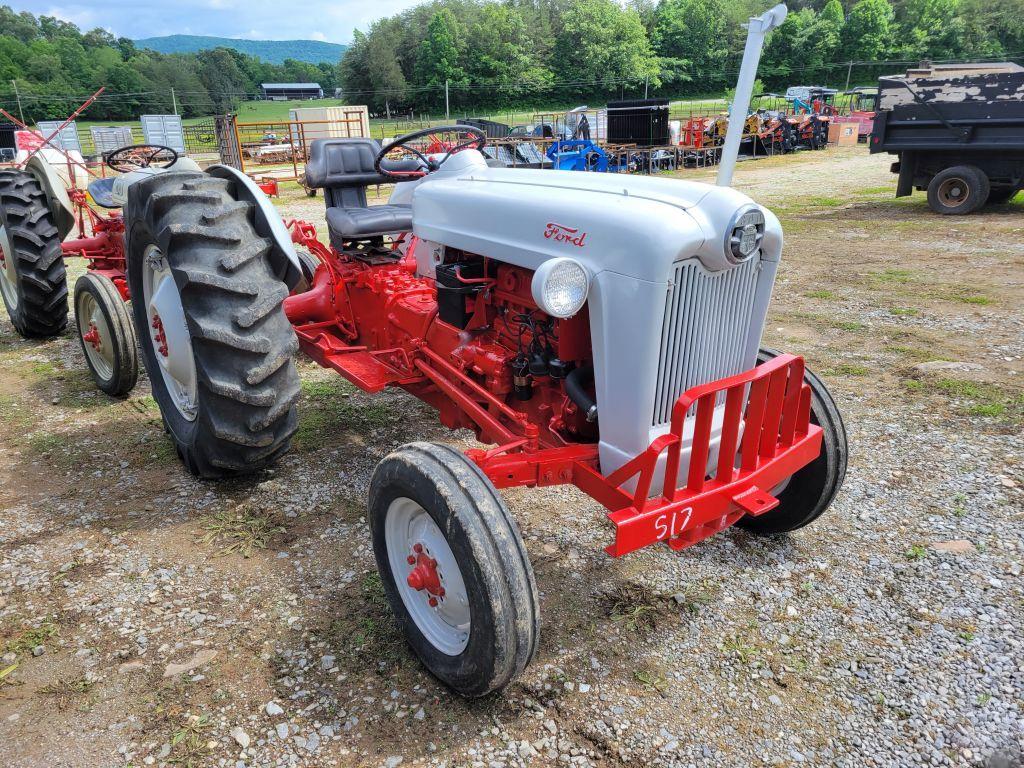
[544,222,587,247]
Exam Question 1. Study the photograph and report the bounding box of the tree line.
[342,0,1024,113]
[0,6,339,121]
[1,0,1022,123]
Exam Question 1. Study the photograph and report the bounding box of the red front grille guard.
[472,354,823,557]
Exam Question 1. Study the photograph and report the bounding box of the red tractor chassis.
[282,222,822,557]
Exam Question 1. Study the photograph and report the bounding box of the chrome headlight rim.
[531,257,590,318]
[724,204,766,265]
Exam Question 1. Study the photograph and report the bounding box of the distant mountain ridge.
[134,35,347,65]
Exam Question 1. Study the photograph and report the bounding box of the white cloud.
[309,32,326,41]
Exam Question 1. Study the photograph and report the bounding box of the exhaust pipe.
[717,3,788,187]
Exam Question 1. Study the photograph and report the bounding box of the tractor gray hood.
[411,166,764,282]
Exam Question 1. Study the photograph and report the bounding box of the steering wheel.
[106,144,179,173]
[374,125,487,181]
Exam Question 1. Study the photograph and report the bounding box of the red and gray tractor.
[36,125,840,695]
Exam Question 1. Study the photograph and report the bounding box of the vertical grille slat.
[652,257,761,426]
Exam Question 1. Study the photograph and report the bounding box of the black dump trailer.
[870,62,1024,214]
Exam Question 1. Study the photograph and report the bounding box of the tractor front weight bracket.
[470,354,823,558]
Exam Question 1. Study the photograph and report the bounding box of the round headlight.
[531,258,589,318]
[725,205,766,264]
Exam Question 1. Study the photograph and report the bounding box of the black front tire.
[74,272,138,397]
[369,442,539,697]
[125,172,300,478]
[737,349,848,535]
[927,165,990,215]
[0,170,68,337]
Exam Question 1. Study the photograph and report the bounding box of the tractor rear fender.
[24,154,76,240]
[205,164,303,290]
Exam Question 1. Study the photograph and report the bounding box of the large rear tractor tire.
[0,170,68,337]
[369,442,540,697]
[927,165,989,215]
[74,272,138,397]
[124,172,300,478]
[737,349,848,535]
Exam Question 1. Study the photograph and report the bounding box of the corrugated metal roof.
[260,83,322,89]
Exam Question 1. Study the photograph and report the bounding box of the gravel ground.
[0,147,1021,768]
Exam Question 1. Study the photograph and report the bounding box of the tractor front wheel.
[369,442,539,697]
[737,349,848,535]
[74,272,138,397]
[0,170,68,337]
[125,172,300,478]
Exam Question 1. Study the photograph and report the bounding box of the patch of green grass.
[634,667,669,694]
[721,637,759,664]
[296,378,396,448]
[902,377,1022,423]
[168,714,213,768]
[831,319,866,332]
[199,505,286,557]
[805,289,837,300]
[946,293,993,306]
[889,307,918,316]
[806,196,843,207]
[905,545,928,561]
[827,363,870,377]
[871,268,915,284]
[886,345,935,362]
[29,360,61,377]
[857,185,894,195]
[3,617,57,656]
[323,571,406,667]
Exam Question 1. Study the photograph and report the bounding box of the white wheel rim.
[141,244,197,420]
[0,224,18,310]
[76,290,115,380]
[385,497,471,656]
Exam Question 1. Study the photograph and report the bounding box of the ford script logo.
[543,222,587,247]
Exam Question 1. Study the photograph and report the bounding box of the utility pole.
[845,61,854,91]
[445,80,450,120]
[644,75,649,99]
[11,79,24,124]
[171,87,178,115]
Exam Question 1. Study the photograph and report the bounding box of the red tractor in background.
[0,144,203,395]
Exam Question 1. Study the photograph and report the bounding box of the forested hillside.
[1,0,1021,123]
[0,6,339,121]
[341,0,1024,112]
[134,35,347,65]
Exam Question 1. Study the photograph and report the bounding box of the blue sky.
[11,0,424,44]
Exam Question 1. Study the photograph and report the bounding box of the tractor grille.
[651,257,760,426]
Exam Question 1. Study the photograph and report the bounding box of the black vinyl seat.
[304,138,420,248]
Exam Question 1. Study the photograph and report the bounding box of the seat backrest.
[304,138,386,209]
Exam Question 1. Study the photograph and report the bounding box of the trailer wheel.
[927,165,989,214]
[74,273,138,397]
[0,170,68,338]
[737,349,848,535]
[125,172,300,478]
[369,442,539,697]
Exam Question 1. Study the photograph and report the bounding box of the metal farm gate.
[140,114,186,153]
